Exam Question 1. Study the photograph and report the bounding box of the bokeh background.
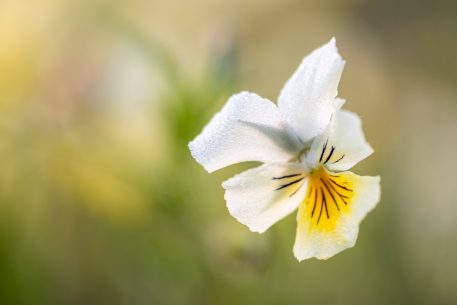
[1,0,457,304]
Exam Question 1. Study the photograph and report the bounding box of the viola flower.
[189,38,380,261]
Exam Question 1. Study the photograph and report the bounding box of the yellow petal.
[293,167,380,261]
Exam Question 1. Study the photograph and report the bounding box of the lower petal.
[222,163,308,233]
[293,168,380,261]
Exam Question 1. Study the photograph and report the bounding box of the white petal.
[223,163,309,233]
[306,109,374,171]
[278,38,346,143]
[189,92,302,173]
[293,170,380,261]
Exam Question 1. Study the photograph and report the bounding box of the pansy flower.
[189,38,380,261]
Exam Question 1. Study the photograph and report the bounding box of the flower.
[188,38,380,261]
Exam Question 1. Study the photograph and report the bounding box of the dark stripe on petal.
[319,139,328,163]
[321,178,340,211]
[331,154,345,164]
[324,146,335,164]
[272,173,302,180]
[275,177,304,191]
[329,179,353,192]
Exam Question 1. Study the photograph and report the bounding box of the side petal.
[306,109,374,172]
[189,92,302,173]
[293,169,380,261]
[278,38,345,143]
[222,163,308,233]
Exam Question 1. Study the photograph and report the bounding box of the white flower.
[188,38,380,261]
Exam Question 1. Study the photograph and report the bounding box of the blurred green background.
[1,0,456,304]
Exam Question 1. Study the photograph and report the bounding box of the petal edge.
[278,38,346,143]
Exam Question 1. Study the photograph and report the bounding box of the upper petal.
[223,163,308,233]
[306,109,374,172]
[189,92,301,173]
[293,169,380,261]
[278,38,345,143]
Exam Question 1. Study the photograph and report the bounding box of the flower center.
[300,166,355,231]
